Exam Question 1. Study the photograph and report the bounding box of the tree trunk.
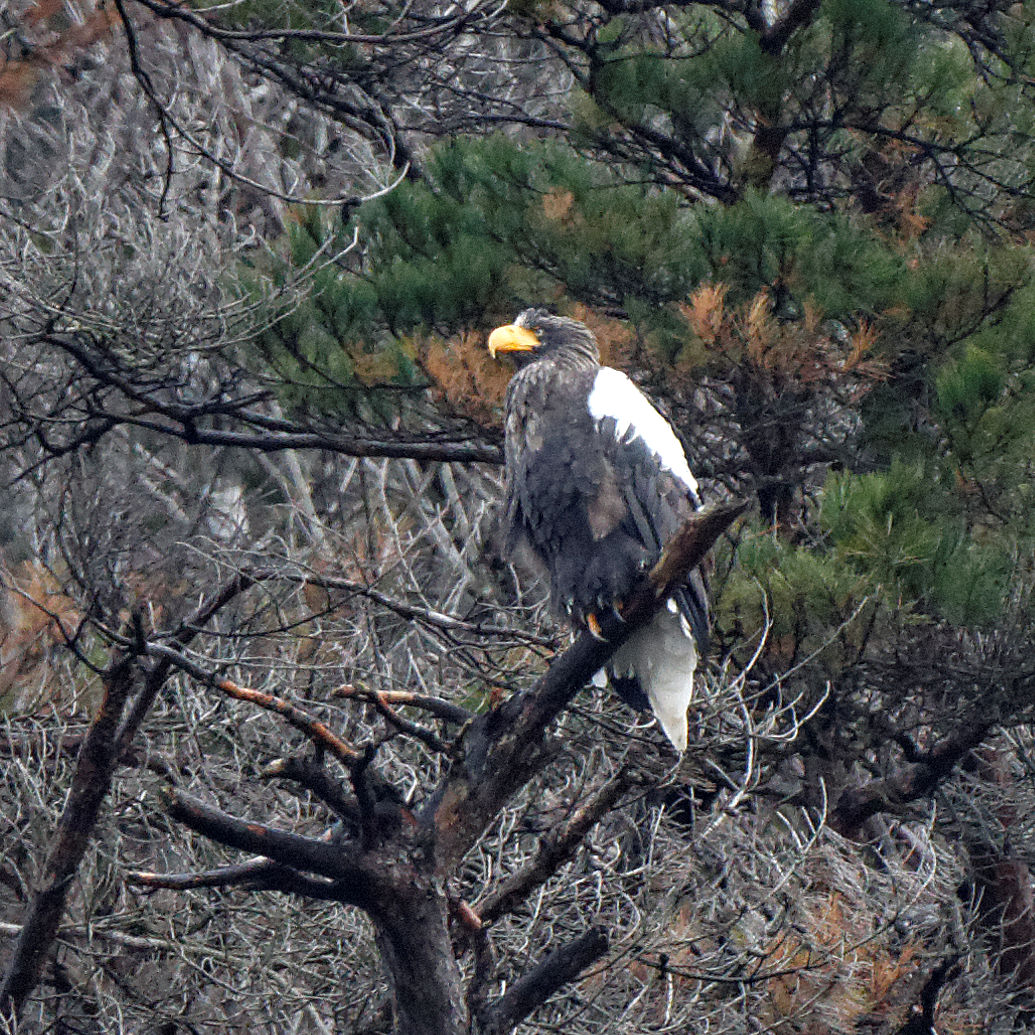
[369,875,469,1035]
[968,746,1035,1007]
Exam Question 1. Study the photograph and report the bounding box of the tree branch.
[477,927,609,1035]
[757,0,822,55]
[260,756,363,825]
[366,691,451,754]
[115,570,260,754]
[161,788,368,894]
[126,858,350,901]
[213,677,362,764]
[0,654,137,1023]
[475,772,634,926]
[335,685,472,724]
[829,721,994,836]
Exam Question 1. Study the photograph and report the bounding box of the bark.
[0,656,136,1024]
[968,746,1035,1000]
[477,928,609,1035]
[370,876,470,1035]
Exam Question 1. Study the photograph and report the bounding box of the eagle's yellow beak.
[488,323,539,359]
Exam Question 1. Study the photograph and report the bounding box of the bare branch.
[126,858,349,901]
[161,788,367,893]
[335,686,472,724]
[366,690,451,754]
[830,721,994,836]
[475,772,634,926]
[0,654,137,1024]
[478,927,609,1035]
[426,499,748,868]
[213,677,362,764]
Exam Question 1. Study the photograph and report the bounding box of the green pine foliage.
[234,0,1035,678]
[242,209,422,422]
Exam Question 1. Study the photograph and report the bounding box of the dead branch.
[335,685,472,724]
[425,499,748,869]
[367,691,450,754]
[0,654,137,1024]
[260,756,363,825]
[475,772,635,926]
[213,678,361,764]
[126,858,280,891]
[829,720,994,837]
[115,569,261,753]
[477,927,609,1035]
[161,788,368,896]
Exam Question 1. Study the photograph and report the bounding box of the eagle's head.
[488,309,600,370]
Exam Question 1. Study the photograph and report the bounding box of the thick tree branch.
[829,721,994,837]
[260,756,363,825]
[161,788,369,894]
[0,655,137,1023]
[477,927,609,1035]
[127,857,280,890]
[475,772,634,926]
[0,572,267,1022]
[755,0,822,55]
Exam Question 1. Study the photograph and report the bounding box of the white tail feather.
[611,606,697,752]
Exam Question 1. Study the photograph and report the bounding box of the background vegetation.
[4,0,1035,1031]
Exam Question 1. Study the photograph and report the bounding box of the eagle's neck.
[506,354,596,413]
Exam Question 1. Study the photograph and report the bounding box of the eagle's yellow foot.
[585,611,607,641]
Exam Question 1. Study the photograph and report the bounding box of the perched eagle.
[489,309,708,752]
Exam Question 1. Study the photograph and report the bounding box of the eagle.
[488,309,708,752]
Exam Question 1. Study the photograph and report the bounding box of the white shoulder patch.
[587,367,699,495]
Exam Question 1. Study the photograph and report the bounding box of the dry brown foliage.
[682,283,886,390]
[419,329,513,426]
[0,1,120,111]
[0,562,82,714]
